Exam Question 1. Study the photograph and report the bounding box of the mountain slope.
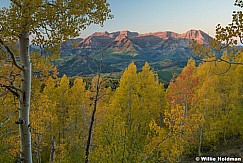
[59,29,213,81]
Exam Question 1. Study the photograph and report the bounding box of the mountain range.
[59,29,213,81]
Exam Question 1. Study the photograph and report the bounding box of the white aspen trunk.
[18,31,33,163]
[180,100,188,139]
[198,123,204,156]
[178,99,188,162]
[198,98,207,156]
[49,136,56,163]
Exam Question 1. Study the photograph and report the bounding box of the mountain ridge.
[72,29,211,49]
[59,29,212,82]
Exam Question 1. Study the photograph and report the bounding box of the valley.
[59,29,212,82]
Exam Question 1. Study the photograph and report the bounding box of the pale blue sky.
[0,0,237,38]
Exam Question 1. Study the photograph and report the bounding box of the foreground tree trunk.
[85,75,101,163]
[0,1,112,162]
[18,31,33,163]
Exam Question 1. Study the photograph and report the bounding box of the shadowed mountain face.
[59,29,212,79]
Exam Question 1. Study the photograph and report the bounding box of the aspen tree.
[0,1,111,162]
[91,62,165,162]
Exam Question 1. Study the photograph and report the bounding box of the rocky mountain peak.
[91,31,110,37]
[65,29,212,50]
[111,30,139,39]
[60,29,214,77]
[154,31,180,39]
[180,29,211,44]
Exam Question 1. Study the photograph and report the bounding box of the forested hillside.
[1,53,242,162]
[1,0,243,163]
[58,29,212,83]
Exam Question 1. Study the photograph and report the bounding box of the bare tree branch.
[0,83,20,97]
[0,75,22,93]
[85,73,101,163]
[218,57,243,65]
[189,39,243,69]
[0,131,18,139]
[142,131,172,162]
[0,110,18,129]
[209,62,232,75]
[0,38,22,70]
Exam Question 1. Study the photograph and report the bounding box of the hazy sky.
[0,0,237,38]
